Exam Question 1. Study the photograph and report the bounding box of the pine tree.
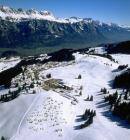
[78,74,82,79]
[79,91,82,96]
[1,136,5,140]
[8,89,11,94]
[90,96,93,101]
[103,88,107,94]
[46,73,51,78]
[93,110,96,116]
[124,92,128,100]
[87,95,89,100]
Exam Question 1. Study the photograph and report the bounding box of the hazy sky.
[0,0,130,26]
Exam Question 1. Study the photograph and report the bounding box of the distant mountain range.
[0,5,130,48]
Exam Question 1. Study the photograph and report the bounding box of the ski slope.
[112,54,130,66]
[1,53,130,140]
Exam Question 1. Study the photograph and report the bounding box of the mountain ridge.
[0,5,130,50]
[0,5,130,28]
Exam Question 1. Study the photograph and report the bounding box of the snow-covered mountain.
[0,6,86,23]
[0,5,130,51]
[0,5,130,28]
[0,6,56,22]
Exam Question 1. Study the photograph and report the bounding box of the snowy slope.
[112,54,130,66]
[3,53,128,140]
[0,57,20,72]
[0,94,37,139]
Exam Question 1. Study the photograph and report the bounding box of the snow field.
[1,52,130,140]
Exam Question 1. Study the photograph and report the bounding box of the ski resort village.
[0,46,130,140]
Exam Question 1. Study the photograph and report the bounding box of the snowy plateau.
[0,47,130,140]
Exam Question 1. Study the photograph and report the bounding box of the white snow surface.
[0,57,21,72]
[0,93,37,139]
[0,53,130,140]
[112,54,130,66]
